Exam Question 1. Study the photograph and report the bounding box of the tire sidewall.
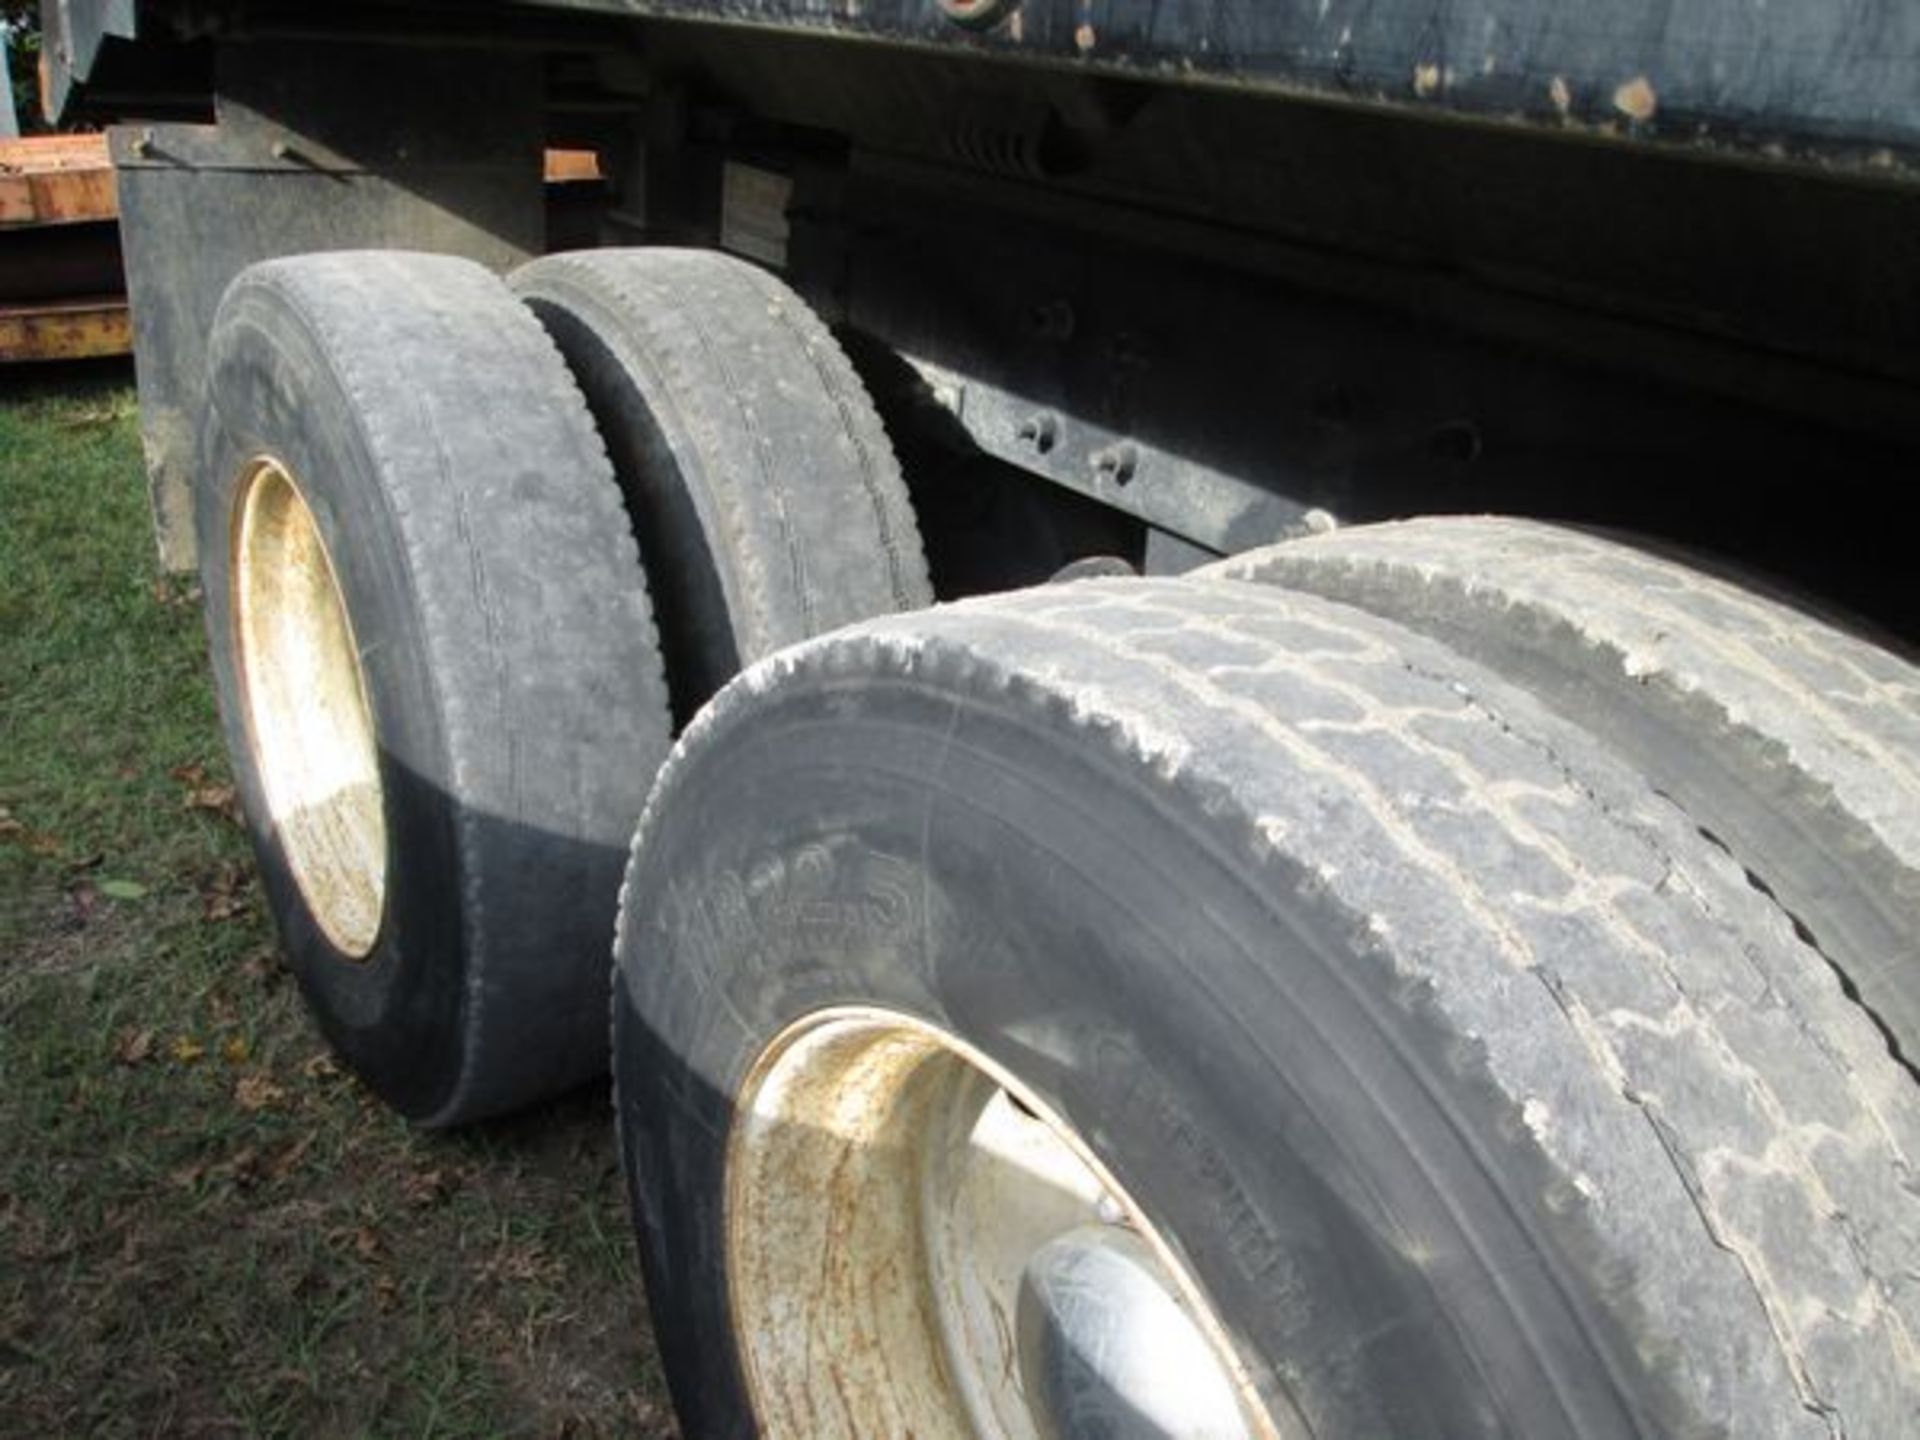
[197,292,465,1120]
[613,677,1641,1439]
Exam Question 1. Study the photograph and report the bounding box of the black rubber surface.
[1206,517,1920,1082]
[197,251,673,1126]
[512,248,932,725]
[613,578,1918,1439]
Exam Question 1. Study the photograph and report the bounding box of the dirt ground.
[1,366,677,1436]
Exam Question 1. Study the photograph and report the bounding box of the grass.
[0,366,675,1437]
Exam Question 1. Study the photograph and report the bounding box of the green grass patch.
[0,367,672,1436]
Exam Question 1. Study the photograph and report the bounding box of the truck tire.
[197,251,672,1126]
[1204,517,1920,1080]
[512,248,932,723]
[612,579,1918,1438]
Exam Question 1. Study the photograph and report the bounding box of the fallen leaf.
[486,1244,558,1286]
[151,577,203,608]
[221,1035,251,1066]
[97,878,147,901]
[203,892,248,923]
[372,1273,399,1311]
[171,1036,206,1064]
[113,1028,155,1066]
[353,1226,383,1261]
[6,813,66,856]
[265,1135,313,1182]
[168,1161,207,1189]
[239,950,283,986]
[200,863,252,921]
[301,1052,340,1082]
[403,1169,452,1208]
[219,1146,263,1190]
[234,1072,284,1111]
[186,784,243,826]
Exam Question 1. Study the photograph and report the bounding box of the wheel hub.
[231,456,386,957]
[1018,1226,1252,1440]
[725,1007,1271,1438]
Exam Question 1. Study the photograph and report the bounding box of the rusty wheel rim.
[725,1007,1276,1438]
[231,456,387,958]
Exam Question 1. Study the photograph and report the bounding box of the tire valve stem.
[1095,1191,1129,1227]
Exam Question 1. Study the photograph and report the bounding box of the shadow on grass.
[0,377,676,1438]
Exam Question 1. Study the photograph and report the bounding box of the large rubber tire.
[511,248,932,723]
[1204,517,1920,1079]
[198,251,673,1127]
[613,579,1918,1438]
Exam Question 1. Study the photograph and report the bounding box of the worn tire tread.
[512,248,931,717]
[638,577,1919,1436]
[1203,517,1920,1083]
[207,251,672,1125]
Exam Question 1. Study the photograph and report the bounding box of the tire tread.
[643,577,1919,1436]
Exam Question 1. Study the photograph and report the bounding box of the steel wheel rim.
[231,456,387,958]
[726,1006,1275,1439]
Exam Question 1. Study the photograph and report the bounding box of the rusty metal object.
[0,131,587,375]
[230,456,388,959]
[726,1007,1275,1437]
[0,132,131,363]
[0,296,131,362]
[0,133,120,225]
